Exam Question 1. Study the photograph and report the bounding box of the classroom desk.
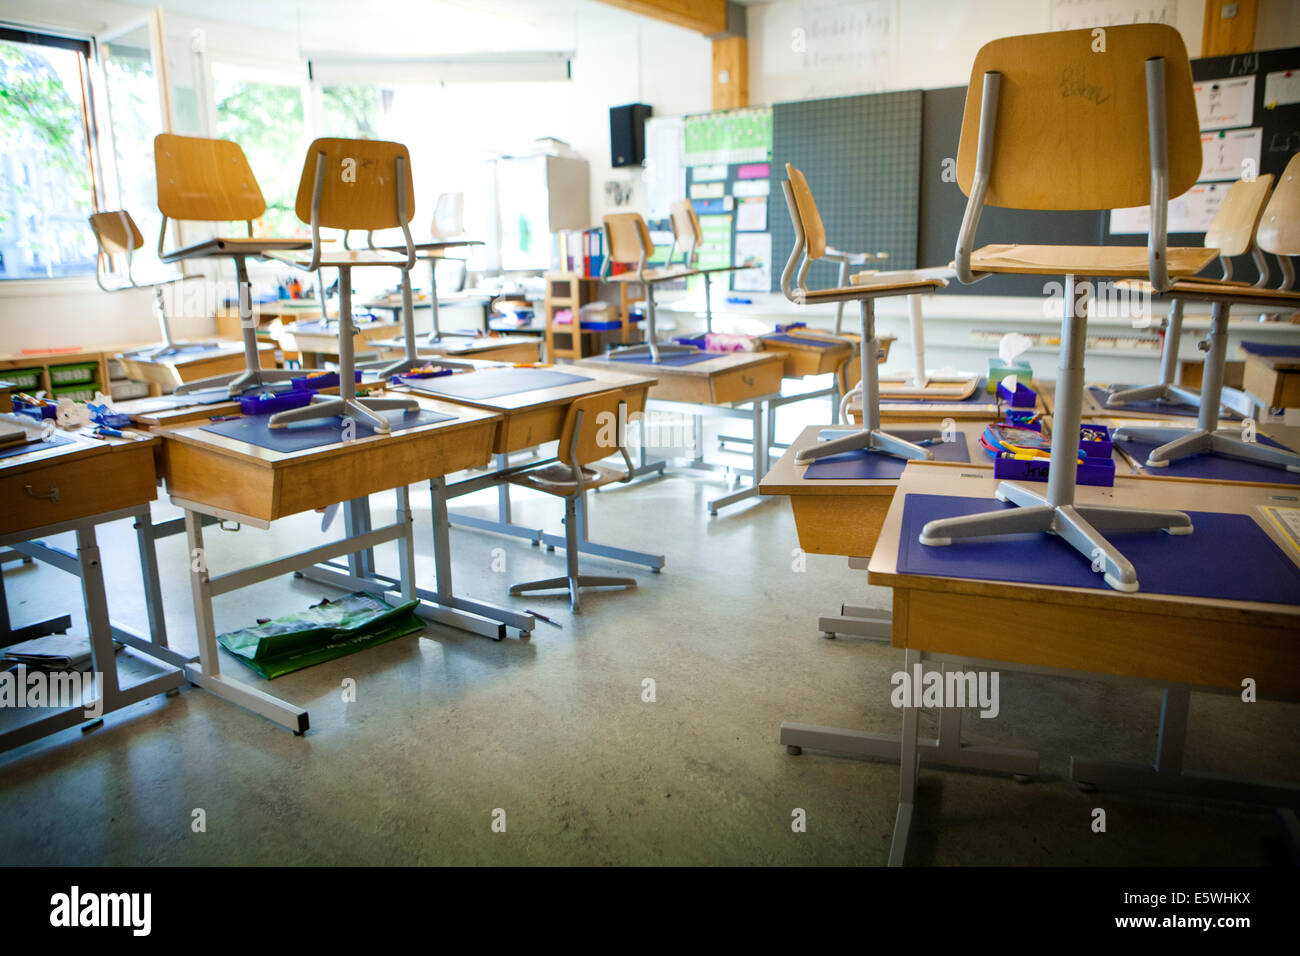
[848,378,1053,422]
[1244,348,1300,408]
[1101,416,1300,487]
[868,466,1300,864]
[115,342,275,395]
[155,396,525,732]
[393,365,664,571]
[0,426,186,752]
[275,316,403,368]
[370,334,541,365]
[576,351,787,514]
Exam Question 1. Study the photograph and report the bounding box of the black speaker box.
[610,103,652,168]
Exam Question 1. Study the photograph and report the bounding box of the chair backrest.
[154,133,267,222]
[88,210,144,256]
[431,192,464,239]
[785,163,826,260]
[1204,174,1274,258]
[1257,153,1300,256]
[292,137,415,231]
[602,213,652,266]
[956,24,1200,210]
[558,389,629,468]
[669,199,702,260]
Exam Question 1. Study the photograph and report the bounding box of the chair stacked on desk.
[916,23,1220,592]
[1107,173,1275,413]
[1113,152,1300,474]
[600,212,699,363]
[265,137,422,433]
[665,199,755,335]
[780,162,948,464]
[153,134,311,396]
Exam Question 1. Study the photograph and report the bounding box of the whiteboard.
[643,116,684,222]
[1049,0,1178,31]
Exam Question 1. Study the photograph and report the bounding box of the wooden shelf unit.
[543,272,642,362]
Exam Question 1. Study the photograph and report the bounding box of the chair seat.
[506,462,627,497]
[800,277,946,302]
[606,267,697,284]
[160,236,312,264]
[266,248,411,268]
[1117,277,1300,306]
[967,244,1219,277]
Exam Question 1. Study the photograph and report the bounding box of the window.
[0,28,99,280]
[212,63,308,235]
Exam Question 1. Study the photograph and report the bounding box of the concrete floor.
[0,407,1296,866]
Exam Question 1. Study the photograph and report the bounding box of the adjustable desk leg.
[181,510,310,734]
[1070,684,1300,805]
[77,524,120,706]
[133,507,168,649]
[889,649,921,867]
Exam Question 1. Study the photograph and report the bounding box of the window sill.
[0,277,112,297]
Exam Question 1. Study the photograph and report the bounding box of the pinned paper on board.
[733,179,770,198]
[1263,69,1300,108]
[1199,127,1262,181]
[735,198,768,232]
[1109,181,1229,235]
[1194,76,1255,130]
[733,233,771,292]
[689,181,725,200]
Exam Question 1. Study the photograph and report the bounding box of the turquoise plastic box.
[986,357,1033,392]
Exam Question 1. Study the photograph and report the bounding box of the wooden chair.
[154,133,310,395]
[666,199,755,334]
[601,212,697,362]
[1113,152,1300,473]
[918,24,1220,592]
[370,191,484,368]
[781,162,948,463]
[89,209,209,360]
[264,137,420,432]
[1108,174,1275,410]
[506,389,638,612]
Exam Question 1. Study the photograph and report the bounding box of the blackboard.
[769,90,922,292]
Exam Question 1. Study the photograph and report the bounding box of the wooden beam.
[712,36,748,110]
[1201,0,1258,57]
[592,0,727,36]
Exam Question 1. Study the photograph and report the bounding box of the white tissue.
[998,332,1033,366]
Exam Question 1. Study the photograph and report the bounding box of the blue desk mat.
[1240,341,1300,358]
[606,350,719,367]
[882,378,994,405]
[763,333,845,349]
[1117,433,1300,485]
[804,430,971,479]
[898,493,1300,605]
[1089,385,1243,421]
[200,407,453,452]
[0,433,73,460]
[407,367,592,401]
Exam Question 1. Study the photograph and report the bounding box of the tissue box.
[987,357,1033,392]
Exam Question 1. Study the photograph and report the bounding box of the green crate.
[49,361,97,385]
[51,384,97,403]
[4,367,42,390]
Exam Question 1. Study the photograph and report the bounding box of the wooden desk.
[578,351,787,514]
[389,365,662,570]
[116,342,275,395]
[0,428,185,752]
[276,317,403,368]
[1100,416,1300,487]
[155,397,528,733]
[1244,349,1300,408]
[869,466,1300,863]
[760,422,994,558]
[214,299,321,340]
[371,334,541,366]
[577,351,784,405]
[849,378,1052,422]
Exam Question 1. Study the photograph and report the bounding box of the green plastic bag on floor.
[216,591,423,679]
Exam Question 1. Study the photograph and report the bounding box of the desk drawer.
[0,445,156,536]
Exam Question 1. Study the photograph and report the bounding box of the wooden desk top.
[849,379,1053,421]
[408,364,657,415]
[156,394,500,524]
[577,351,785,406]
[867,466,1300,695]
[1,425,159,537]
[869,466,1300,622]
[760,422,993,499]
